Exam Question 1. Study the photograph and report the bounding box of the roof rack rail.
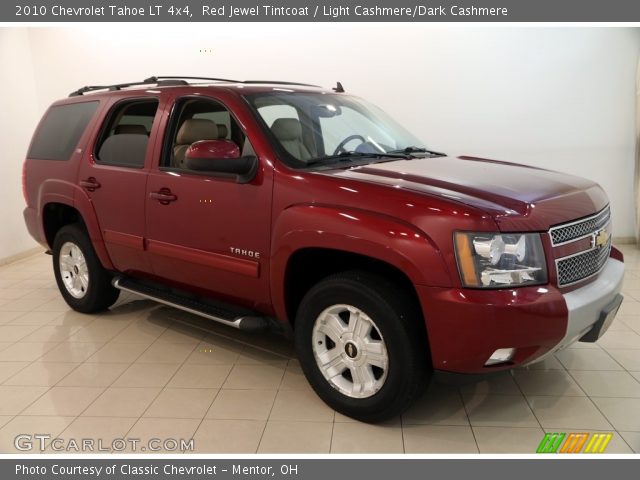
[242,80,321,87]
[148,76,320,88]
[143,75,241,84]
[69,76,322,97]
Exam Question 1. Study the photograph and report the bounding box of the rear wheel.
[295,270,430,422]
[52,224,120,313]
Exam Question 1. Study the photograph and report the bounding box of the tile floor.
[0,245,639,454]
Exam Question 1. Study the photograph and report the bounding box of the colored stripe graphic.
[584,433,613,453]
[536,433,566,453]
[536,432,614,453]
[560,433,589,453]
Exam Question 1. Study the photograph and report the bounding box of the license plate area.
[579,294,623,343]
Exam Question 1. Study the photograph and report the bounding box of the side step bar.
[112,277,269,332]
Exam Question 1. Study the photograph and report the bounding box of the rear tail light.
[22,160,29,204]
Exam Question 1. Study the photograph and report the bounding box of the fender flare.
[37,179,114,270]
[270,204,453,322]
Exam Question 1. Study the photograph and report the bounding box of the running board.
[112,277,269,332]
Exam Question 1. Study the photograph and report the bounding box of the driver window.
[319,107,395,155]
[163,98,249,171]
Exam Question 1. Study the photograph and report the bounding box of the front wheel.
[295,270,430,422]
[52,224,120,313]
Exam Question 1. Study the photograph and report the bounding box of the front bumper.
[417,257,624,374]
[525,258,624,365]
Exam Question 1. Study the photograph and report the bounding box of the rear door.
[77,96,160,275]
[144,93,273,310]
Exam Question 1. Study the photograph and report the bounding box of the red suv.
[23,76,624,421]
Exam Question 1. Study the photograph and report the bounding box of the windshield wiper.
[306,150,411,167]
[387,146,446,156]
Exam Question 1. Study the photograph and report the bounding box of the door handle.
[79,177,101,191]
[150,189,177,205]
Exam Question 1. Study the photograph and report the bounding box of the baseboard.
[0,246,44,267]
[613,236,637,245]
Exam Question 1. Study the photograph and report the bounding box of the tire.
[52,224,120,313]
[294,270,431,422]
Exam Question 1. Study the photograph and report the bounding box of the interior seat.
[98,134,148,168]
[173,118,219,168]
[216,124,229,139]
[270,118,312,161]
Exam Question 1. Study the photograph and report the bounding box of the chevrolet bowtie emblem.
[594,229,610,248]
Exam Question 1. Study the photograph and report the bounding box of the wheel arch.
[282,247,424,327]
[270,204,452,326]
[41,195,113,270]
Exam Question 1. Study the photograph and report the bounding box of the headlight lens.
[454,232,547,288]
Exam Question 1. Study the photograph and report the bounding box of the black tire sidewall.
[295,272,428,421]
[52,224,117,313]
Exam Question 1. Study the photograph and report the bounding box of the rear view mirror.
[185,140,257,183]
[313,104,342,118]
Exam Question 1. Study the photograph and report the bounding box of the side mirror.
[185,140,257,183]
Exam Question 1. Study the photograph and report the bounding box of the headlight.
[454,232,547,288]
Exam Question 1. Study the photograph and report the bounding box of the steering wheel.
[333,134,366,155]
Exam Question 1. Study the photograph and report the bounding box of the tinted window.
[95,99,158,168]
[247,93,427,168]
[29,101,99,160]
[163,98,249,171]
[192,111,231,139]
[256,104,299,127]
[319,106,395,155]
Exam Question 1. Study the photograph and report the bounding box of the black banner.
[3,0,640,22]
[4,458,640,480]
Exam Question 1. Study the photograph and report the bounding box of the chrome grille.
[556,238,611,286]
[549,206,610,246]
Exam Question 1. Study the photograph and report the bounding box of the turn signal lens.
[454,233,479,287]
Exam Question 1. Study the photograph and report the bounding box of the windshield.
[246,92,434,168]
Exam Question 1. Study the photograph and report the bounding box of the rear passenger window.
[95,99,158,168]
[29,101,99,161]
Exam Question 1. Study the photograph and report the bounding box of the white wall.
[0,28,40,261]
[1,26,638,261]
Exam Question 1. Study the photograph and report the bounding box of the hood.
[325,155,609,231]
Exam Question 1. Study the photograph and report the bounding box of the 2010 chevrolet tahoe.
[22,76,624,421]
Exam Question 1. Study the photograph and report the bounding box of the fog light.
[485,348,516,366]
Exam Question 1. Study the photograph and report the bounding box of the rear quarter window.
[28,101,99,160]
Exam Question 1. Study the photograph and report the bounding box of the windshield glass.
[245,92,431,168]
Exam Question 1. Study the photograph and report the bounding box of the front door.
[144,94,272,310]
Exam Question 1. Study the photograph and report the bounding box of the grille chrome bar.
[549,206,610,246]
[554,223,612,287]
